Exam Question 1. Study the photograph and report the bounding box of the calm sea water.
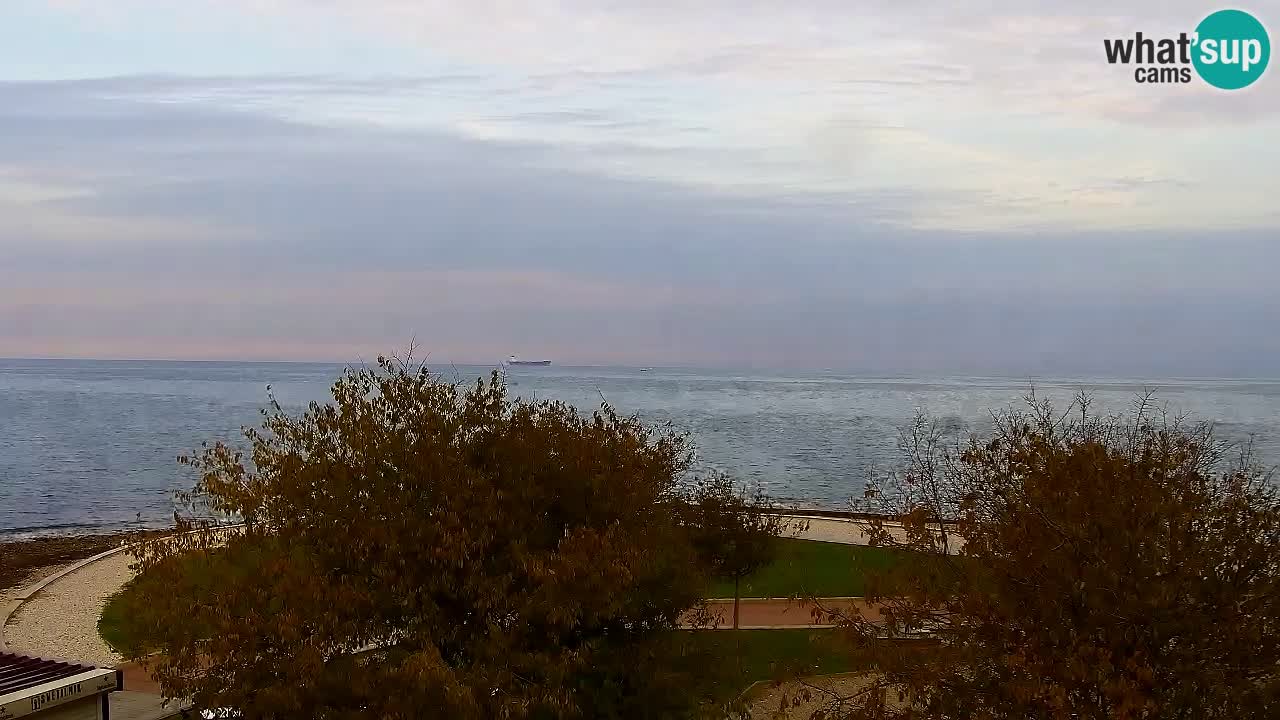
[2,359,1279,537]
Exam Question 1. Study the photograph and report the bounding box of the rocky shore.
[0,533,129,592]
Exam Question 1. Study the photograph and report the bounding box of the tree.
[815,393,1280,719]
[686,474,798,629]
[126,357,719,720]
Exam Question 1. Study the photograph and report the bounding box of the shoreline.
[0,533,129,593]
[2,524,239,666]
[0,507,936,592]
[0,529,170,593]
[0,519,176,542]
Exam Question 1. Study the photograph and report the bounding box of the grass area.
[99,545,244,655]
[101,536,908,681]
[99,569,172,655]
[685,628,856,684]
[105,597,850,691]
[0,533,124,591]
[707,537,907,598]
[98,587,134,653]
[100,544,869,712]
[102,537,913,650]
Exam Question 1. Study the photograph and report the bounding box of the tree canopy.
[821,393,1280,719]
[127,358,721,719]
[686,474,799,628]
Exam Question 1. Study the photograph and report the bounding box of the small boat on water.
[506,354,551,366]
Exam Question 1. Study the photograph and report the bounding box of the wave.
[0,519,171,541]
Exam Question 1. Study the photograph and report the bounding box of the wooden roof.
[0,652,99,696]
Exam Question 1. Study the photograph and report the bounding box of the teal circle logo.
[1192,9,1270,89]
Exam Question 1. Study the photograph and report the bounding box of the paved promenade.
[0,514,944,718]
[784,514,964,552]
[692,597,882,629]
[1,548,178,719]
[4,552,130,666]
[1,514,950,661]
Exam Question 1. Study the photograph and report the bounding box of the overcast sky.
[1,1,1276,373]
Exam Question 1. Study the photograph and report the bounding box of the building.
[0,653,120,720]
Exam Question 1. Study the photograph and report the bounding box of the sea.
[2,359,1280,538]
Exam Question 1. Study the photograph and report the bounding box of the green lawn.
[102,537,910,651]
[99,545,244,655]
[99,570,184,656]
[670,628,861,709]
[102,537,909,667]
[707,537,906,598]
[100,543,874,710]
[98,588,134,654]
[684,628,855,683]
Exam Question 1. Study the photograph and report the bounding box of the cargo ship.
[506,355,551,366]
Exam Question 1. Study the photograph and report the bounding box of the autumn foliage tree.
[818,393,1280,719]
[125,358,721,719]
[685,474,798,629]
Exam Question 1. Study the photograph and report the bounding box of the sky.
[0,1,1277,374]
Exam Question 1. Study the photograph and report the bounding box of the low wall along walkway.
[0,515,949,662]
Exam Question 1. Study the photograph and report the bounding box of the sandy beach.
[1,531,160,665]
[4,552,135,666]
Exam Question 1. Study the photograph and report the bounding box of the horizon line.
[2,355,1279,383]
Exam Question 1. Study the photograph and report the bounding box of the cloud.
[33,1,1280,131]
[2,77,1275,286]
[201,0,1280,125]
[5,26,1278,232]
[1,4,1277,371]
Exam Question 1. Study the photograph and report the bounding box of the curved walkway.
[692,597,881,629]
[0,515,945,663]
[784,514,964,552]
[745,671,900,720]
[1,526,241,665]
[2,551,132,666]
